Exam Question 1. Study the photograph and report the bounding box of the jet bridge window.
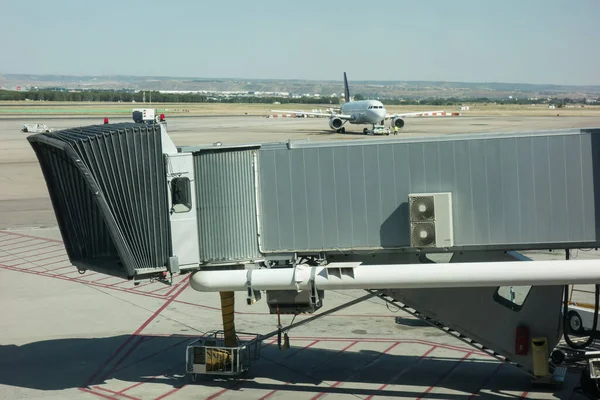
[494,285,532,311]
[171,177,192,213]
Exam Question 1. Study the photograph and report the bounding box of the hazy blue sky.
[1,0,599,85]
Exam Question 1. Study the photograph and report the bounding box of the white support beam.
[190,260,600,293]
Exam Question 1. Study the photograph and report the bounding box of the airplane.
[271,72,447,135]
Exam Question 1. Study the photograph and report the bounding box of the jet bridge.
[27,121,600,380]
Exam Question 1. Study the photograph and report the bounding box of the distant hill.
[1,73,599,100]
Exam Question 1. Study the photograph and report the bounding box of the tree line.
[0,89,596,106]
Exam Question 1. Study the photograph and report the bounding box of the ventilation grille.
[408,192,453,248]
[411,222,436,247]
[410,196,435,221]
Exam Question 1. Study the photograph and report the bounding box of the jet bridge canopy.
[27,123,171,279]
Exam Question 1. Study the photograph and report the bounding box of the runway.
[2,114,600,399]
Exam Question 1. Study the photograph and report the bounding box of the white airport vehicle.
[132,108,166,124]
[21,123,54,133]
[271,72,458,134]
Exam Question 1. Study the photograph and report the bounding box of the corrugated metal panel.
[194,148,261,263]
[258,129,600,252]
[27,123,170,278]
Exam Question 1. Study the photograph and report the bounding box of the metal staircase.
[366,289,533,376]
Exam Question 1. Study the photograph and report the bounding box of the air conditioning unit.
[409,192,454,248]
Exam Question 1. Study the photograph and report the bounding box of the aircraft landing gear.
[363,128,369,135]
[336,127,346,133]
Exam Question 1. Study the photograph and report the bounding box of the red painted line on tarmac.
[112,337,191,374]
[92,275,117,283]
[0,230,63,243]
[366,345,439,399]
[74,272,99,280]
[107,279,131,287]
[253,336,480,357]
[211,340,322,400]
[33,257,73,267]
[48,264,75,273]
[93,386,141,400]
[15,247,65,258]
[164,281,185,297]
[97,282,191,380]
[172,299,222,311]
[81,278,190,388]
[78,387,118,400]
[108,338,277,400]
[0,262,171,301]
[10,254,67,267]
[155,387,184,400]
[284,339,321,359]
[171,298,396,319]
[261,340,358,400]
[0,237,28,245]
[114,360,184,398]
[81,336,141,388]
[63,269,98,278]
[269,337,486,355]
[134,278,189,335]
[520,391,529,399]
[310,341,401,400]
[125,281,156,291]
[105,336,147,383]
[468,362,504,399]
[205,383,246,400]
[149,285,170,293]
[416,351,474,400]
[2,241,60,253]
[14,251,66,264]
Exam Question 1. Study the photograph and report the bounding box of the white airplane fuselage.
[341,99,387,124]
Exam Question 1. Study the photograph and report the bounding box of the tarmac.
[2,113,600,399]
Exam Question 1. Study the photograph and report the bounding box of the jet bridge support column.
[220,291,238,347]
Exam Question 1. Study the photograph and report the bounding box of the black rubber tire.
[551,349,565,364]
[568,310,585,334]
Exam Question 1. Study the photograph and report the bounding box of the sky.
[1,0,599,85]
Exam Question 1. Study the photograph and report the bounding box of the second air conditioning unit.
[409,192,454,248]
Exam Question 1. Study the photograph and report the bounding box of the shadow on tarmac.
[0,334,583,399]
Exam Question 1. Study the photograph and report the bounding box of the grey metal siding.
[258,129,600,252]
[194,148,261,263]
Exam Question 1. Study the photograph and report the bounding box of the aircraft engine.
[329,117,344,130]
[392,118,405,129]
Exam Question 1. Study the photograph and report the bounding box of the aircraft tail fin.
[344,72,351,103]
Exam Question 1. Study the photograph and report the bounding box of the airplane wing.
[385,110,455,119]
[270,109,353,119]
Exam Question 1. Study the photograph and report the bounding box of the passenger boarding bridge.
[26,117,600,395]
